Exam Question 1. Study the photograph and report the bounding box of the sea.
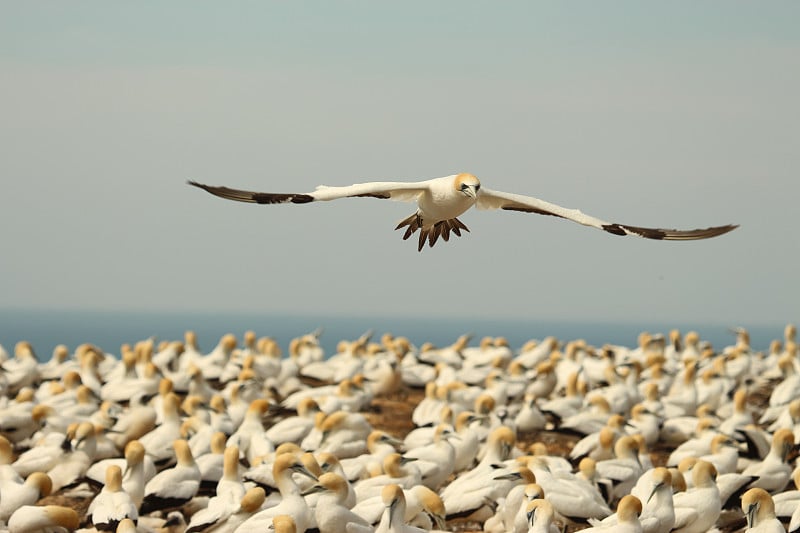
[0,309,787,362]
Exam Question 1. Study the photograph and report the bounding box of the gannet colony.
[0,325,798,533]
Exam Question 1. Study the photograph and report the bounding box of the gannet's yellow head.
[741,487,775,529]
[617,495,643,522]
[381,483,405,509]
[454,173,481,199]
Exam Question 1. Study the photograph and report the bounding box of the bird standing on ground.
[188,174,737,251]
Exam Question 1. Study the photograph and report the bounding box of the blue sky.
[1,2,798,326]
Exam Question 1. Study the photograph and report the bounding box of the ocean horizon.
[0,308,787,362]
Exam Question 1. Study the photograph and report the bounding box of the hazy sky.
[1,2,798,327]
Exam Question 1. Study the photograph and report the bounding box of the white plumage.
[189,173,737,251]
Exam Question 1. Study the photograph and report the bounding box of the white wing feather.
[477,187,609,229]
[188,180,428,204]
[477,187,738,240]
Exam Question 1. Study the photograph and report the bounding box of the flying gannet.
[188,173,738,251]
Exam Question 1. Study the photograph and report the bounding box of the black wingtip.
[603,222,740,241]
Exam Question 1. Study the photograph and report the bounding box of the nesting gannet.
[402,424,457,490]
[303,472,373,533]
[214,445,246,501]
[526,456,611,521]
[351,485,444,529]
[88,465,138,531]
[528,442,573,474]
[186,364,217,402]
[539,370,586,422]
[101,357,161,404]
[627,404,662,447]
[264,397,321,446]
[38,344,76,381]
[698,434,740,475]
[595,435,645,501]
[403,405,454,451]
[193,431,229,494]
[138,392,183,465]
[374,484,426,533]
[11,431,71,477]
[6,505,80,533]
[579,495,643,533]
[205,394,235,437]
[442,424,515,486]
[217,331,258,384]
[666,417,720,466]
[514,392,548,433]
[140,439,201,515]
[240,442,304,490]
[106,392,158,450]
[181,410,216,460]
[185,447,249,533]
[558,395,613,436]
[352,452,421,501]
[359,430,405,465]
[0,392,48,443]
[766,397,800,438]
[741,488,784,533]
[772,469,800,518]
[671,460,720,533]
[186,486,267,533]
[741,428,795,492]
[524,498,560,533]
[86,440,152,510]
[719,389,754,435]
[316,410,373,459]
[569,415,626,463]
[4,342,40,395]
[47,420,97,492]
[227,399,275,465]
[0,471,52,522]
[596,467,675,533]
[447,465,535,523]
[194,333,238,382]
[307,452,355,509]
[233,454,318,533]
[189,174,737,251]
[482,481,544,533]
[450,411,482,472]
[662,360,700,418]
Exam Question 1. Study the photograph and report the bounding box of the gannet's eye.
[475,184,480,191]
[460,184,468,190]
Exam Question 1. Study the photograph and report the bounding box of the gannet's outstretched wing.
[187,180,428,204]
[476,187,738,240]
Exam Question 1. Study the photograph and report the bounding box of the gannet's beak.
[292,463,318,481]
[431,512,446,530]
[301,484,326,497]
[463,185,478,199]
[647,482,662,503]
[746,502,757,529]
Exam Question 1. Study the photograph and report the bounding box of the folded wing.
[476,187,737,241]
[188,180,427,205]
